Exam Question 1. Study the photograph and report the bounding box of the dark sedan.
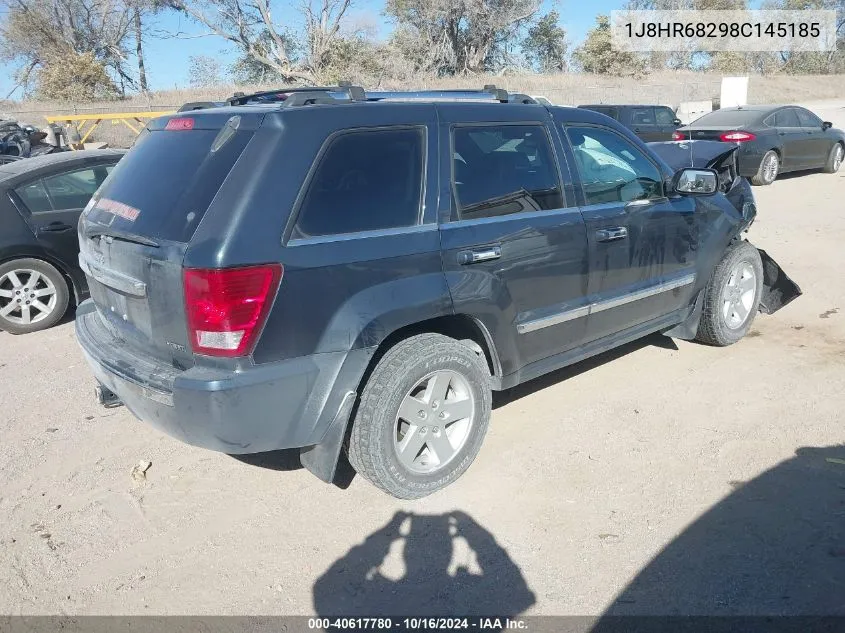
[0,149,124,334]
[674,105,845,186]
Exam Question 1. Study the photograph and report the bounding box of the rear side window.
[451,124,563,220]
[293,127,424,239]
[630,107,655,125]
[84,122,252,242]
[16,165,112,213]
[773,109,801,128]
[15,180,52,213]
[655,107,677,125]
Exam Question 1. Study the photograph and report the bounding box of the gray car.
[675,105,845,185]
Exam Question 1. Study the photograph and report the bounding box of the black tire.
[347,333,492,499]
[695,241,763,347]
[0,258,69,334]
[823,142,844,174]
[750,150,779,186]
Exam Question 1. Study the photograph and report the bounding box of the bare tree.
[168,0,353,83]
[385,0,541,75]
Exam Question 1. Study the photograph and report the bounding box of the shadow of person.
[594,445,845,623]
[313,511,535,624]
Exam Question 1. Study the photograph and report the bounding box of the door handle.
[457,246,501,265]
[39,222,73,233]
[596,227,628,242]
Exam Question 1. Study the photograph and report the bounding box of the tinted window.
[796,108,822,128]
[693,109,759,126]
[773,109,801,128]
[584,106,619,120]
[451,124,563,219]
[85,123,252,242]
[566,126,663,206]
[630,107,655,125]
[655,107,677,125]
[15,180,52,213]
[43,165,112,211]
[294,127,424,238]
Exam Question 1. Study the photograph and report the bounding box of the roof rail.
[210,83,539,109]
[225,83,365,106]
[365,85,538,105]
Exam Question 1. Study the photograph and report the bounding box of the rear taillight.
[184,264,282,357]
[720,131,756,142]
[672,131,686,141]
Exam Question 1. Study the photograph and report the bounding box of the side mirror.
[673,168,718,195]
[822,121,833,130]
[673,118,682,126]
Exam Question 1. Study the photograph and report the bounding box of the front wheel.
[823,143,844,174]
[347,333,492,499]
[695,241,763,346]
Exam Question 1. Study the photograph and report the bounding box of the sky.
[0,0,627,98]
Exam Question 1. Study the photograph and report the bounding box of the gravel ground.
[1,103,844,618]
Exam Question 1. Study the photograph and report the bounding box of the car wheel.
[347,333,492,499]
[823,142,844,173]
[0,258,69,334]
[751,150,779,186]
[695,241,763,347]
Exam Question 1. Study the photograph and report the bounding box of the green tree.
[522,10,568,72]
[33,51,120,100]
[572,15,647,76]
[0,0,135,97]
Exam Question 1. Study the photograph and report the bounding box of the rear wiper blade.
[85,227,160,248]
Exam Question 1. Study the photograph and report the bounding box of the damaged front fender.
[757,247,802,314]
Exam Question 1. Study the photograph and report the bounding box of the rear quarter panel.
[184,104,451,364]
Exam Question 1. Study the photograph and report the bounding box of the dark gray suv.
[75,86,800,499]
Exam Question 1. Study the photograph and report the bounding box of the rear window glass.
[693,109,758,126]
[292,127,424,239]
[584,106,618,120]
[84,122,251,242]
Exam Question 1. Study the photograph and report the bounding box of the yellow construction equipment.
[44,111,175,148]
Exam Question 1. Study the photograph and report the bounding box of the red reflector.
[672,131,685,141]
[184,264,282,357]
[165,117,195,131]
[720,131,756,142]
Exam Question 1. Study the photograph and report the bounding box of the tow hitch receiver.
[95,384,123,408]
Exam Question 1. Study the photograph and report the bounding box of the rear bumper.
[75,300,371,454]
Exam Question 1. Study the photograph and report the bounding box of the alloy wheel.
[0,269,58,326]
[393,369,476,474]
[722,261,757,329]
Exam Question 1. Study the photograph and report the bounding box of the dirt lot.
[1,102,844,618]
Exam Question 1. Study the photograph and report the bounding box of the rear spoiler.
[177,101,226,113]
